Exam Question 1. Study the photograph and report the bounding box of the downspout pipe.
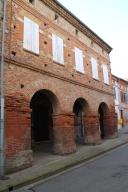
[0,0,7,178]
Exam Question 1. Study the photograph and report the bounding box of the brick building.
[112,75,128,129]
[0,0,117,173]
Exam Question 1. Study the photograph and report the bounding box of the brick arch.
[29,89,76,155]
[22,82,62,113]
[98,102,110,139]
[72,97,90,145]
[30,89,60,114]
[70,96,91,114]
[98,102,109,114]
[30,89,61,149]
[73,97,90,114]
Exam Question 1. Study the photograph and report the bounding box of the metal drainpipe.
[0,0,7,178]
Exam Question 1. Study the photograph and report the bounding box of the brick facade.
[112,75,128,129]
[0,0,117,173]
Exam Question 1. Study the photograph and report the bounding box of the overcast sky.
[58,0,128,80]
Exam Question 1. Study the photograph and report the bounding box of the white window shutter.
[91,58,98,80]
[75,47,84,73]
[102,64,109,84]
[23,17,32,51]
[94,61,98,80]
[57,36,64,64]
[75,47,79,71]
[52,34,64,64]
[52,34,58,62]
[32,22,39,54]
[23,17,39,54]
[78,49,84,73]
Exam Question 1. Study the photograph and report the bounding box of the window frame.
[91,57,99,80]
[52,33,64,65]
[23,16,39,54]
[75,47,85,74]
[102,64,109,85]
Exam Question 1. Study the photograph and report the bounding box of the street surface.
[14,144,128,192]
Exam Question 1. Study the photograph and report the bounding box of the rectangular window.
[112,86,116,99]
[102,64,109,84]
[91,58,98,80]
[126,93,128,104]
[23,17,39,54]
[52,34,64,64]
[75,47,84,73]
[120,92,128,103]
[124,93,127,103]
[121,91,125,103]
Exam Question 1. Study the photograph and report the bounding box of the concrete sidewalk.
[0,127,128,192]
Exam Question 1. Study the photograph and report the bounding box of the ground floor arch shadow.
[98,102,109,139]
[73,98,89,145]
[30,89,59,154]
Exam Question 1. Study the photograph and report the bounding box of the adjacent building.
[0,0,117,173]
[112,75,128,129]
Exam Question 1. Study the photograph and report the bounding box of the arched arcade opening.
[30,89,59,153]
[73,98,89,144]
[98,102,109,139]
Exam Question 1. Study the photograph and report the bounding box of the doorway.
[30,90,58,153]
[98,102,109,139]
[73,98,88,144]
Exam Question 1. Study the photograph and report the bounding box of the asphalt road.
[15,144,128,192]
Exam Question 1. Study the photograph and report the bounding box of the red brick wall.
[53,114,76,154]
[3,0,117,172]
[84,114,101,144]
[5,94,32,173]
[4,0,112,94]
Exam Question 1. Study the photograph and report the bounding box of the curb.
[1,141,128,192]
